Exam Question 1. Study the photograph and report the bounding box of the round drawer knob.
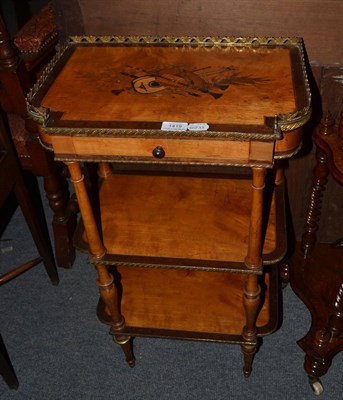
[152,146,165,159]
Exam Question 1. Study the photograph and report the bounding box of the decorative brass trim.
[277,108,312,132]
[26,41,70,124]
[27,104,49,124]
[113,336,132,345]
[263,247,287,266]
[90,258,263,275]
[55,156,273,169]
[113,330,261,345]
[41,126,278,141]
[26,35,311,136]
[274,141,303,159]
[68,35,302,47]
[37,136,53,152]
[272,36,312,133]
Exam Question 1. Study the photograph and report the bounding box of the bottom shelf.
[98,265,280,344]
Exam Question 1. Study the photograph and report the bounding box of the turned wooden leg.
[244,168,265,271]
[301,147,329,258]
[242,274,261,377]
[65,161,134,367]
[43,169,76,269]
[98,162,112,178]
[97,263,135,367]
[112,335,135,368]
[26,129,77,269]
[241,167,265,377]
[241,342,258,379]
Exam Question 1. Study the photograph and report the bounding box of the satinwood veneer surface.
[99,266,278,340]
[96,173,285,269]
[27,37,311,164]
[41,45,296,126]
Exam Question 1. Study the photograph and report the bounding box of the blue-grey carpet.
[0,181,342,400]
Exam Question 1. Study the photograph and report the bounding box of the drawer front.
[51,136,274,166]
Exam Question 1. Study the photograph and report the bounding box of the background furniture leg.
[301,147,329,257]
[14,171,59,284]
[304,283,343,395]
[0,333,19,390]
[42,168,76,269]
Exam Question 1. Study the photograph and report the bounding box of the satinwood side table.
[27,36,311,378]
[291,111,343,395]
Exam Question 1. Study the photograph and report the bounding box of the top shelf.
[27,36,311,150]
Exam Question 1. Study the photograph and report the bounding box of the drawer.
[51,135,275,166]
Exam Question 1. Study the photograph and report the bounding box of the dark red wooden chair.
[0,2,77,269]
[0,106,58,388]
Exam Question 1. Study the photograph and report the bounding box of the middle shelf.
[75,170,287,273]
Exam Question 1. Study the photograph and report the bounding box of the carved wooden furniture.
[0,109,58,389]
[290,112,343,395]
[27,36,311,376]
[13,2,58,77]
[0,4,77,268]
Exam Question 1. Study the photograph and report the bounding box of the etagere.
[27,36,311,377]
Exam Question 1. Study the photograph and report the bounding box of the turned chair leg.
[304,352,327,396]
[306,283,343,395]
[301,147,329,258]
[43,169,77,269]
[14,175,59,285]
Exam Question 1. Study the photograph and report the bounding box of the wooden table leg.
[98,162,112,178]
[65,161,135,367]
[241,167,265,377]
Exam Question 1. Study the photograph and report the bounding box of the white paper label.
[161,121,188,131]
[161,122,209,131]
[188,123,209,131]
